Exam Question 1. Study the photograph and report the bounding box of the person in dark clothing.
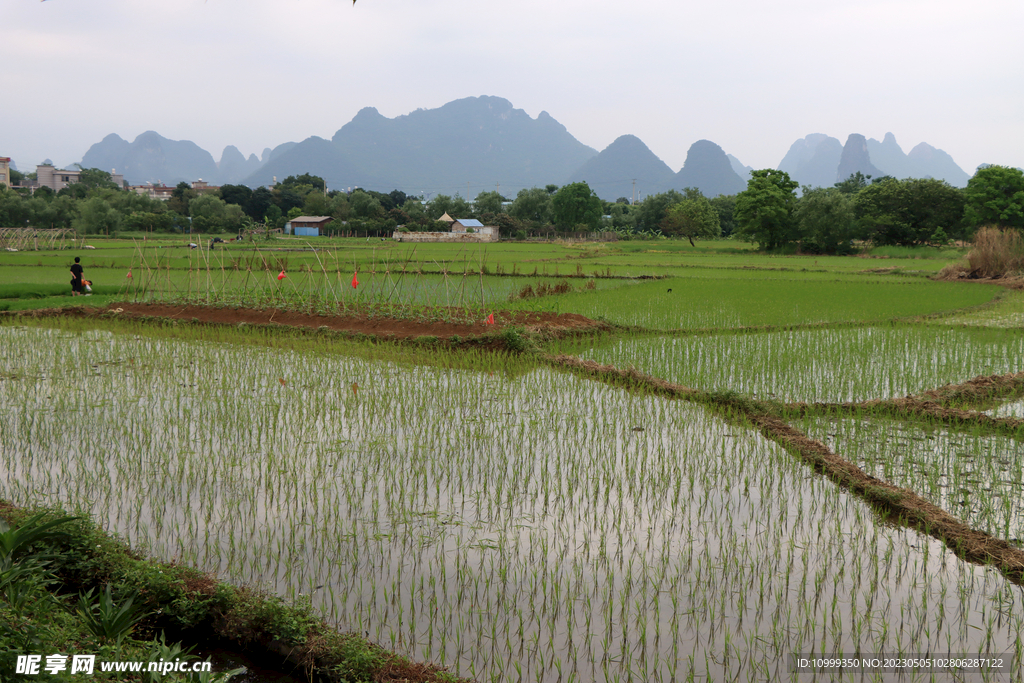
[70,257,84,296]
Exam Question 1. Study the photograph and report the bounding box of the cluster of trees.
[0,170,429,236]
[730,165,1024,253]
[0,173,177,236]
[2,165,1021,249]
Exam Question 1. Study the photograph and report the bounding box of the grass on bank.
[0,503,466,683]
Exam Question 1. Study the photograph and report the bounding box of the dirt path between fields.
[785,371,1024,434]
[13,302,613,342]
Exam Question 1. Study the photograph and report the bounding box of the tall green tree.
[509,187,553,225]
[794,187,857,254]
[428,194,471,220]
[607,202,635,230]
[74,196,121,235]
[219,184,253,209]
[660,195,720,245]
[279,173,326,193]
[551,182,602,230]
[302,191,331,217]
[388,190,411,208]
[963,165,1024,229]
[27,194,78,229]
[473,190,506,215]
[634,190,685,231]
[734,169,799,250]
[76,167,121,191]
[709,195,737,237]
[246,187,274,221]
[167,182,196,216]
[273,188,304,215]
[190,195,244,234]
[400,197,427,225]
[0,186,30,226]
[348,190,385,219]
[834,172,872,195]
[124,211,174,233]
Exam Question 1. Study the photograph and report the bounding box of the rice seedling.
[1,323,1021,682]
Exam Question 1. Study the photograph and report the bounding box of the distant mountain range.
[780,132,970,190]
[74,95,976,200]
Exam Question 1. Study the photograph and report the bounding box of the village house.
[392,217,499,243]
[130,179,220,201]
[34,164,124,192]
[285,216,333,237]
[131,184,176,201]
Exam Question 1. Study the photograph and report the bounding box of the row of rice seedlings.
[3,324,1022,681]
[987,399,1024,420]
[571,326,1024,404]
[800,415,1024,545]
[118,241,623,322]
[126,241,493,315]
[937,290,1024,329]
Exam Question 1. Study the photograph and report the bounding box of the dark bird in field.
[667,288,672,293]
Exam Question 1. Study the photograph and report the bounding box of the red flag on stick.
[352,272,359,288]
[486,313,495,325]
[277,271,286,281]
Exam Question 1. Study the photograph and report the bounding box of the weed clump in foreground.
[498,326,531,353]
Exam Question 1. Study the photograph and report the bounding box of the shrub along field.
[1,237,1022,682]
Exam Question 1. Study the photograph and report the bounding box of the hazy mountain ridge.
[672,140,746,198]
[778,134,845,189]
[781,132,969,189]
[566,135,676,201]
[727,155,753,182]
[837,134,884,183]
[80,132,266,186]
[71,96,974,195]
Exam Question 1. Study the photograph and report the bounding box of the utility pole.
[632,179,637,205]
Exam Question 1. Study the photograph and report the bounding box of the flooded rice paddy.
[580,326,1024,403]
[1,324,1022,682]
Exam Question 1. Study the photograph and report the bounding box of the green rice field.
[1,237,1022,682]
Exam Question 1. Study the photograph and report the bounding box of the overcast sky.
[2,0,1021,178]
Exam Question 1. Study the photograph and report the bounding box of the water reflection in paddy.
[2,325,1021,682]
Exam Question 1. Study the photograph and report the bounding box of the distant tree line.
[1,165,1021,250]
